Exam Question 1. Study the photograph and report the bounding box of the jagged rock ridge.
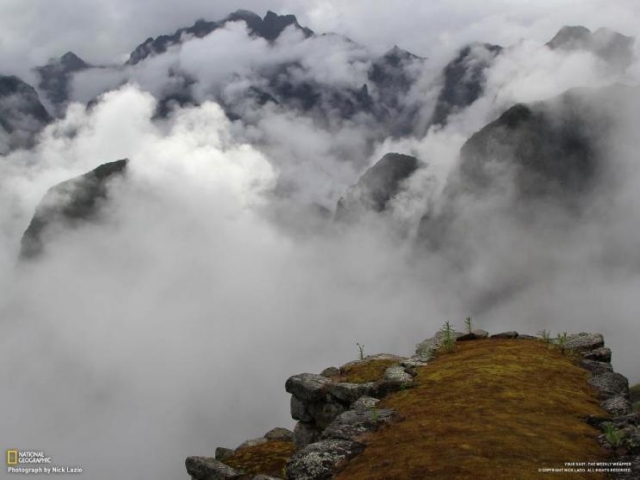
[127,10,313,65]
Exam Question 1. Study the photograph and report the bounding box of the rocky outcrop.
[335,153,420,221]
[127,10,313,65]
[20,159,128,260]
[185,329,638,479]
[0,75,52,154]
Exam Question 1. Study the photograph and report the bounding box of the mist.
[1,2,640,480]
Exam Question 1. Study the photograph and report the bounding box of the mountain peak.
[547,25,634,69]
[547,25,593,50]
[59,51,88,69]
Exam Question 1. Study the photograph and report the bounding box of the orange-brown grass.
[333,358,400,384]
[336,339,609,480]
[223,440,296,477]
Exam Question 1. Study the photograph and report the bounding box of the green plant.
[556,332,568,355]
[440,321,455,353]
[370,406,379,423]
[603,423,624,456]
[356,343,365,361]
[538,329,552,344]
[465,317,473,334]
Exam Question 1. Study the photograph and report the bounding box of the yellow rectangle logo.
[7,450,18,465]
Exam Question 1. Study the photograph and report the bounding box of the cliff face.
[184,329,640,479]
[19,159,128,260]
[0,75,52,154]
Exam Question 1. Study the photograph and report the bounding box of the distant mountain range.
[1,10,636,268]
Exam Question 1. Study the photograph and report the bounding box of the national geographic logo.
[6,450,51,465]
[6,449,82,475]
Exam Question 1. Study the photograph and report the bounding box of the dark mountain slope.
[547,25,634,70]
[431,43,503,127]
[20,159,128,260]
[0,75,52,154]
[336,153,420,220]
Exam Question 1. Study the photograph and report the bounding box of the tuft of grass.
[603,423,624,457]
[223,440,296,477]
[538,329,552,344]
[336,339,609,480]
[556,332,568,355]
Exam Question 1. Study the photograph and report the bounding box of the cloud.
[0,84,450,479]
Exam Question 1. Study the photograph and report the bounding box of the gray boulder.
[490,331,519,339]
[601,396,633,417]
[285,374,331,403]
[321,409,396,442]
[285,439,365,480]
[582,347,612,363]
[588,372,629,399]
[291,396,313,422]
[185,456,244,480]
[456,329,490,341]
[320,367,339,378]
[383,366,413,384]
[293,422,322,449]
[264,427,294,442]
[214,447,234,461]
[565,333,605,352]
[326,382,378,404]
[306,401,347,429]
[415,330,465,359]
[579,359,613,375]
[352,396,380,413]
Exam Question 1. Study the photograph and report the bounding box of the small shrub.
[440,321,456,353]
[356,343,365,361]
[465,317,473,334]
[603,423,624,456]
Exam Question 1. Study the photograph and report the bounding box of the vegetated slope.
[336,339,608,480]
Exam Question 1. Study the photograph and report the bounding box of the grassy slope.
[336,339,609,480]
